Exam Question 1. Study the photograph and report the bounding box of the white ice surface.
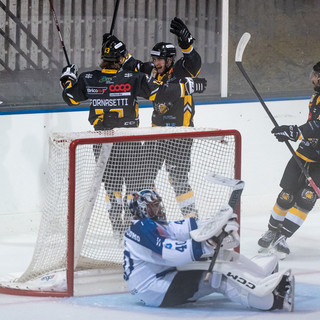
[1,100,320,319]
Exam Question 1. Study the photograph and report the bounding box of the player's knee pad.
[295,187,317,212]
[276,190,295,210]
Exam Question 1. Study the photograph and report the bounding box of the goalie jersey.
[123,217,205,306]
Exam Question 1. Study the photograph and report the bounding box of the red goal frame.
[0,129,241,297]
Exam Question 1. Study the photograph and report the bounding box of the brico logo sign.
[87,87,107,94]
[109,84,131,92]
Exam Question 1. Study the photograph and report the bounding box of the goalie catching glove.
[60,64,78,88]
[271,125,302,142]
[201,213,240,257]
[170,17,195,49]
[181,77,207,95]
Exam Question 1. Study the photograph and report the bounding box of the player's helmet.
[312,62,320,91]
[150,42,176,59]
[101,35,127,62]
[129,189,167,223]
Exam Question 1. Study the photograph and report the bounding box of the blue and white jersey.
[123,217,205,306]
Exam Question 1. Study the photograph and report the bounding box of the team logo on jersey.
[99,76,113,83]
[109,84,132,97]
[109,84,131,92]
[85,73,93,79]
[87,87,107,94]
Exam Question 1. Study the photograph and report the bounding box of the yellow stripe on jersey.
[181,45,193,54]
[296,151,316,163]
[101,69,118,74]
[69,97,80,105]
[183,109,192,127]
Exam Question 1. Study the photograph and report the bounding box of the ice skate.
[258,229,277,251]
[271,271,295,311]
[271,234,290,260]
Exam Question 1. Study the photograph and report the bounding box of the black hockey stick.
[235,32,320,198]
[48,0,71,65]
[110,0,121,34]
[204,174,244,281]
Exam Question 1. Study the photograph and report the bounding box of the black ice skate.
[270,271,295,312]
[258,229,277,248]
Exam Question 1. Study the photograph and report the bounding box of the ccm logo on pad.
[109,84,131,92]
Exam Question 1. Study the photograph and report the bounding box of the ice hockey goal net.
[0,127,241,297]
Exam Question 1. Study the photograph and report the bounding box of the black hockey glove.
[170,17,195,49]
[60,64,78,88]
[102,32,112,44]
[181,77,207,95]
[271,125,301,142]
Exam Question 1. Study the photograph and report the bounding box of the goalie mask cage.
[0,127,241,297]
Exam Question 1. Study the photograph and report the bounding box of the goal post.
[0,127,241,297]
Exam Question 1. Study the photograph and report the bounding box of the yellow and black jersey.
[62,68,186,130]
[123,46,202,127]
[296,92,320,162]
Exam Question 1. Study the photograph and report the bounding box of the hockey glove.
[271,125,301,142]
[60,64,78,88]
[170,17,195,49]
[221,213,240,250]
[181,77,207,95]
[102,32,112,44]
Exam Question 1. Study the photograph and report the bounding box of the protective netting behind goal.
[0,127,241,296]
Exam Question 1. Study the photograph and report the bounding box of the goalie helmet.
[150,42,176,59]
[129,189,167,224]
[101,35,127,62]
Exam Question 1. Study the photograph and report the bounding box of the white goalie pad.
[190,204,233,242]
[178,250,286,297]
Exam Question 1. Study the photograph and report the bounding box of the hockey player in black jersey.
[258,62,320,258]
[60,34,207,237]
[123,17,206,218]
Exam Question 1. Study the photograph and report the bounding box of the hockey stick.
[205,173,245,211]
[203,173,244,281]
[48,0,71,65]
[110,0,121,34]
[235,32,320,198]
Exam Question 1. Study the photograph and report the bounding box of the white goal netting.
[0,127,241,296]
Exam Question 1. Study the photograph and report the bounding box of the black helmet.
[101,34,127,62]
[313,62,320,73]
[150,42,176,59]
[129,189,167,224]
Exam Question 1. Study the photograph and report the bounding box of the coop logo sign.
[109,84,132,97]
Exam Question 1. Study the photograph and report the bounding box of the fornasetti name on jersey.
[91,98,129,107]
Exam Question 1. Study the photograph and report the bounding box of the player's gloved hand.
[60,64,78,88]
[181,77,207,95]
[102,32,112,44]
[221,213,240,250]
[170,17,195,49]
[271,125,301,142]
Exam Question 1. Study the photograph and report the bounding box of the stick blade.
[235,32,251,62]
[205,173,244,190]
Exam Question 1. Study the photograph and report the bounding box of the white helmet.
[129,189,166,223]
